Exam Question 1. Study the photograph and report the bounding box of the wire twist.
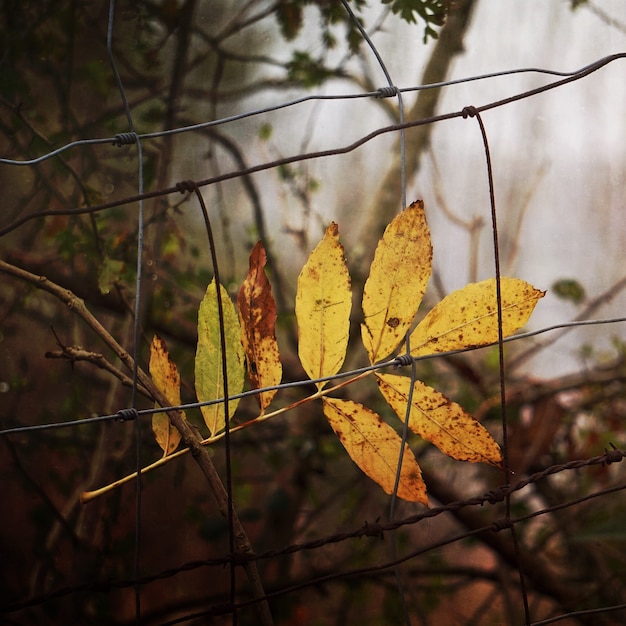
[116,408,139,422]
[112,132,138,146]
[376,85,400,98]
[393,354,414,367]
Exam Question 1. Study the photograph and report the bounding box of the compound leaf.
[362,200,432,363]
[295,223,351,389]
[149,334,184,456]
[195,279,245,436]
[238,242,282,413]
[377,373,502,465]
[323,397,428,504]
[410,278,544,357]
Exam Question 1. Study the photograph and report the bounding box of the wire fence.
[1,2,626,625]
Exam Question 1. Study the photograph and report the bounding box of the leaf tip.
[326,222,339,237]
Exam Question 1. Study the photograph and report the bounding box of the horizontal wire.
[1,314,624,437]
[4,450,623,616]
[0,55,623,167]
[1,53,623,240]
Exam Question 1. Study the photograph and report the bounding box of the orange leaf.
[377,373,502,465]
[361,200,432,363]
[149,334,184,456]
[237,242,282,413]
[322,397,428,504]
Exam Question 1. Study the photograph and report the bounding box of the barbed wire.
[3,447,624,616]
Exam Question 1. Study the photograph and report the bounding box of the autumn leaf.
[195,279,245,436]
[377,373,502,465]
[295,223,351,389]
[410,278,545,357]
[238,242,282,413]
[361,200,432,364]
[149,334,184,456]
[322,397,428,504]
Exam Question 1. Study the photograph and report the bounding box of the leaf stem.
[82,369,375,501]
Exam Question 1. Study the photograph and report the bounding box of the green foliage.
[382,0,447,42]
[287,50,339,87]
[276,0,305,40]
[552,278,586,304]
[258,122,273,141]
[275,0,368,47]
[275,0,444,53]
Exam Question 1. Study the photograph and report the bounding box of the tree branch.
[0,259,274,626]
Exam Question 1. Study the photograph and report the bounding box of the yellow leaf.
[410,278,544,357]
[149,334,184,456]
[361,200,432,364]
[377,373,502,465]
[322,397,428,504]
[195,279,245,436]
[295,223,351,389]
[237,242,282,413]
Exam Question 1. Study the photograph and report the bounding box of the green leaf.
[382,0,446,42]
[195,279,245,436]
[276,1,303,40]
[552,278,585,304]
[287,51,335,87]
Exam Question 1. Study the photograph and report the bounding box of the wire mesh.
[1,2,626,625]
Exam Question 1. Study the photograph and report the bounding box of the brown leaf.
[238,242,282,413]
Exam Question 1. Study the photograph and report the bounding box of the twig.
[81,367,372,502]
[0,259,274,626]
[45,346,153,398]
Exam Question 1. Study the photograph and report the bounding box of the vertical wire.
[389,335,417,626]
[340,0,407,209]
[106,1,145,622]
[188,183,238,624]
[341,2,411,623]
[463,106,531,625]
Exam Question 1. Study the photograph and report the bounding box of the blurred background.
[1,1,625,624]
